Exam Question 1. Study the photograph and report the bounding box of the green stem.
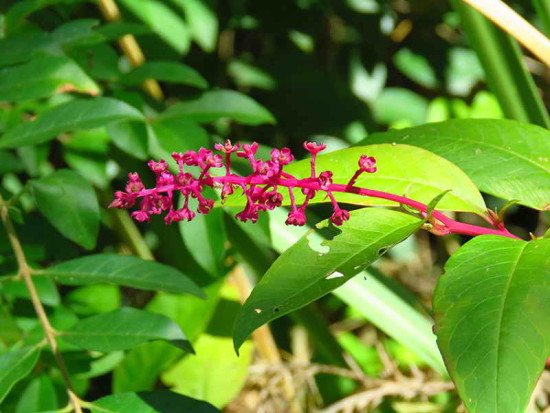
[453,0,550,128]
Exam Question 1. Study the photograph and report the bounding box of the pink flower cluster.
[110,140,377,227]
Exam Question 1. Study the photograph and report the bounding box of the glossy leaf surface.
[224,144,486,215]
[233,208,421,351]
[367,119,550,210]
[434,236,550,413]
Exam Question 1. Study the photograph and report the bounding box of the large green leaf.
[29,169,100,249]
[0,97,144,149]
[268,208,446,373]
[60,307,193,353]
[118,0,190,54]
[0,54,99,102]
[41,254,204,297]
[162,334,253,409]
[366,119,550,210]
[233,208,421,351]
[433,236,550,413]
[161,90,276,125]
[0,346,41,403]
[224,143,486,215]
[91,390,219,413]
[121,61,207,89]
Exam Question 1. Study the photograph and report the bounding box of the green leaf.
[161,90,276,125]
[0,54,100,102]
[169,0,218,52]
[162,334,253,408]
[29,169,100,249]
[434,236,550,413]
[150,117,208,160]
[91,390,220,413]
[180,190,227,278]
[60,307,193,353]
[0,31,54,67]
[373,88,428,126]
[233,208,421,351]
[0,97,144,149]
[1,277,60,307]
[121,61,208,89]
[107,121,149,160]
[393,49,438,89]
[225,144,487,215]
[118,0,190,54]
[227,59,277,90]
[267,208,446,373]
[15,375,58,413]
[65,285,121,316]
[42,254,205,297]
[0,346,41,403]
[112,342,182,394]
[366,119,550,210]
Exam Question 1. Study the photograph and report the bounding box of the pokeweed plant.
[111,128,550,413]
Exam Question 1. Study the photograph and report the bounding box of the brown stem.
[97,0,164,100]
[231,266,302,413]
[0,195,83,413]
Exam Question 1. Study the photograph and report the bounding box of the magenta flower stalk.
[109,140,520,240]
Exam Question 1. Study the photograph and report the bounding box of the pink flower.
[164,209,183,225]
[198,198,214,214]
[303,141,327,155]
[263,191,283,210]
[215,139,240,153]
[330,209,350,226]
[131,210,151,222]
[237,142,259,158]
[148,160,168,174]
[358,155,377,173]
[318,171,333,190]
[125,173,145,193]
[271,148,294,165]
[286,210,307,226]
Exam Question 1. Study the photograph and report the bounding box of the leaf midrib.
[494,242,528,410]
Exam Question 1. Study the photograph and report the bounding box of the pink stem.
[133,174,520,240]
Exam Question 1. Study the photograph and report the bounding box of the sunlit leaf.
[224,144,487,215]
[366,119,550,210]
[162,334,253,408]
